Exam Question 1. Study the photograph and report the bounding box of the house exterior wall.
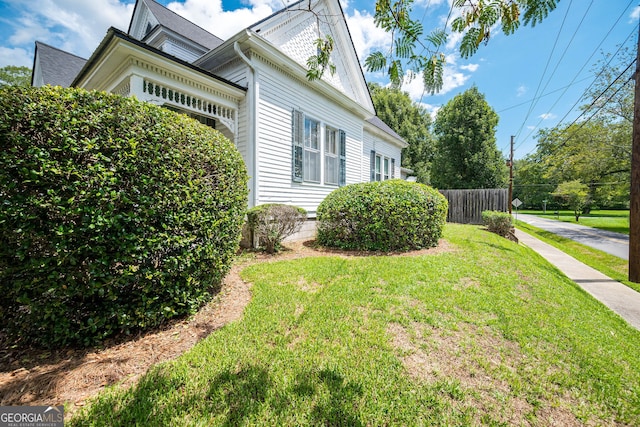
[362,129,402,182]
[249,53,401,215]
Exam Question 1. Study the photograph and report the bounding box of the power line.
[512,0,574,143]
[532,63,635,161]
[515,0,636,156]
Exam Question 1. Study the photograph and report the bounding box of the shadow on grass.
[70,363,364,426]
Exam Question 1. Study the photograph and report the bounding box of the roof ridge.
[142,0,223,45]
[35,41,87,61]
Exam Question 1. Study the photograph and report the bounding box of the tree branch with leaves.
[307,0,558,93]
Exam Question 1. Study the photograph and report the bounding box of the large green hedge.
[316,180,448,251]
[0,86,248,347]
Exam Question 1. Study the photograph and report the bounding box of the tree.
[308,1,558,93]
[513,156,555,209]
[431,86,507,189]
[368,83,434,183]
[0,66,31,87]
[552,180,589,221]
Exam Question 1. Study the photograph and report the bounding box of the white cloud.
[460,63,478,72]
[539,113,556,120]
[516,85,527,97]
[630,6,640,21]
[3,0,134,58]
[0,46,33,67]
[345,9,390,60]
[166,0,274,40]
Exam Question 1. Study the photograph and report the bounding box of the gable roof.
[32,41,87,87]
[246,0,375,114]
[72,27,245,92]
[130,0,223,50]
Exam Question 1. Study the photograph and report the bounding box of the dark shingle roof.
[143,0,223,50]
[34,42,87,87]
[366,116,405,143]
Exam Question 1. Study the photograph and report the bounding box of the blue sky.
[0,0,638,159]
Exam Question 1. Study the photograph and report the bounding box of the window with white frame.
[292,110,346,186]
[370,150,396,182]
[325,126,339,185]
[304,117,321,183]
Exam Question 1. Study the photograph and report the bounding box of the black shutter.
[391,158,396,179]
[370,150,376,182]
[292,110,304,182]
[339,130,346,187]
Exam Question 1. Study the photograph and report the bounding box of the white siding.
[253,56,364,214]
[161,39,205,63]
[362,130,402,182]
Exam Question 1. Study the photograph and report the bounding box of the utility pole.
[508,135,514,215]
[630,19,640,283]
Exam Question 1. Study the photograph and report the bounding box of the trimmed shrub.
[246,204,307,254]
[0,86,248,347]
[482,210,513,237]
[316,180,448,251]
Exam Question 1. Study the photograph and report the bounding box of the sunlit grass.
[519,209,629,235]
[69,224,640,426]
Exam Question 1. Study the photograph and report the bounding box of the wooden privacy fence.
[440,188,509,224]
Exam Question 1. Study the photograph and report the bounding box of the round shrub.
[316,180,448,251]
[0,86,248,347]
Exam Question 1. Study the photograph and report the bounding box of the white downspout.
[234,41,259,208]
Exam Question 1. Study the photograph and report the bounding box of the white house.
[32,0,407,217]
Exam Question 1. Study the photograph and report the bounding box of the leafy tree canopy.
[308,1,558,93]
[0,65,31,87]
[368,82,434,183]
[432,86,507,189]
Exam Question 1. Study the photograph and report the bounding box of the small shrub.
[246,204,307,253]
[316,180,448,251]
[482,211,513,237]
[0,86,248,347]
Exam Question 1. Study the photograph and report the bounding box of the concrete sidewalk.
[515,229,640,331]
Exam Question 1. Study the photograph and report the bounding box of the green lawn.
[69,224,640,426]
[515,220,639,294]
[519,209,630,235]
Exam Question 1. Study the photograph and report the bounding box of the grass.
[518,209,629,235]
[69,224,640,426]
[514,220,640,294]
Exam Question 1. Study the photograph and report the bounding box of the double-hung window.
[325,127,339,185]
[292,110,346,186]
[304,117,321,183]
[370,150,396,182]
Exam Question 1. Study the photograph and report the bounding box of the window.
[384,157,390,180]
[292,110,346,186]
[325,127,339,185]
[370,150,396,182]
[304,117,320,183]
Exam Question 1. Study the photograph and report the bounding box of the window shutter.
[370,150,376,182]
[339,130,346,187]
[391,158,396,179]
[292,110,304,182]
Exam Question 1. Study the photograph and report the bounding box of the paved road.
[515,214,629,260]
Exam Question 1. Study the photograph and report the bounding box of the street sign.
[512,198,523,208]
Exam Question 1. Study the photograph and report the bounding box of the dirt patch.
[0,239,451,417]
[387,321,587,426]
